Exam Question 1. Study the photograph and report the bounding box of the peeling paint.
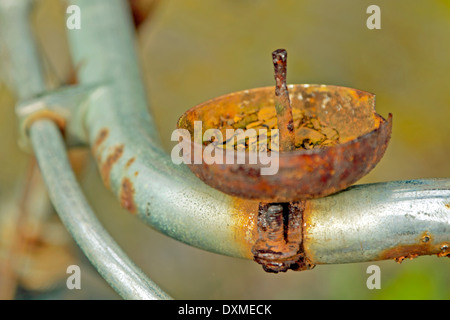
[380,237,449,263]
[92,128,109,156]
[126,157,136,168]
[100,144,124,188]
[120,177,137,214]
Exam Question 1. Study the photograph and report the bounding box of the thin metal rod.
[0,0,171,299]
[29,119,171,300]
[0,0,47,299]
[272,48,295,152]
[0,0,45,99]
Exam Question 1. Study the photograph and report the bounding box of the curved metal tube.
[305,179,450,264]
[1,0,171,299]
[66,0,450,265]
[29,119,171,300]
[63,0,450,263]
[0,0,45,98]
[66,0,257,259]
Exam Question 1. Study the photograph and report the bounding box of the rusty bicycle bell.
[177,49,393,203]
[177,49,392,273]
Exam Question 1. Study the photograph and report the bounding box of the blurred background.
[0,0,449,299]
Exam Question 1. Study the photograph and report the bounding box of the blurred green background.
[0,0,449,299]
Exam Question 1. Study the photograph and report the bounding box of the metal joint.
[15,84,104,151]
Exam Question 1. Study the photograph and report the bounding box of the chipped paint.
[126,157,136,168]
[92,128,109,156]
[380,233,450,263]
[120,177,137,214]
[100,144,124,188]
[437,243,450,258]
[230,197,259,259]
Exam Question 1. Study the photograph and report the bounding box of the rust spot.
[379,237,450,263]
[251,200,315,273]
[129,0,160,28]
[25,110,67,141]
[381,245,430,264]
[395,254,418,264]
[126,157,136,168]
[380,232,450,262]
[445,203,450,209]
[287,120,294,132]
[100,145,124,188]
[120,177,137,214]
[134,171,139,177]
[438,243,450,258]
[93,128,109,156]
[229,197,260,259]
[421,231,431,243]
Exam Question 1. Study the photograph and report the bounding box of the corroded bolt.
[251,201,315,273]
[272,48,295,152]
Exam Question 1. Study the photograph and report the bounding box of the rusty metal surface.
[4,0,449,299]
[29,119,171,299]
[128,0,159,28]
[252,201,314,273]
[250,179,450,271]
[178,85,392,202]
[2,0,172,299]
[120,177,137,214]
[63,0,449,273]
[302,179,450,265]
[272,49,295,152]
[66,0,254,259]
[100,144,125,189]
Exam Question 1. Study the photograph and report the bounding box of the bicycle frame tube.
[1,0,171,300]
[66,0,450,264]
[1,0,448,292]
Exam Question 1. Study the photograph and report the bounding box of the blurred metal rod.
[66,0,257,260]
[0,0,51,300]
[1,0,171,299]
[29,119,172,300]
[0,0,45,98]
